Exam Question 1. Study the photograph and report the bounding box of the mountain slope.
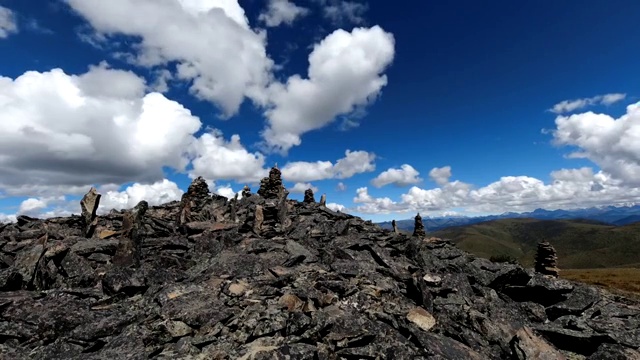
[431,218,640,269]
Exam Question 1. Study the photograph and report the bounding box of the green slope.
[430,218,640,269]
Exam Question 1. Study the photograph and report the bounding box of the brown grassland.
[561,268,640,299]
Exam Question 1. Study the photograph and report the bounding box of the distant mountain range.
[377,204,640,232]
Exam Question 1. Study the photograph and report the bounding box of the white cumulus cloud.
[262,26,395,152]
[552,101,640,185]
[189,130,268,184]
[371,164,422,188]
[259,0,309,27]
[281,150,375,182]
[66,0,274,117]
[100,179,184,212]
[0,65,201,196]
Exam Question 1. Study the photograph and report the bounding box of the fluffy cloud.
[19,198,50,215]
[353,187,403,214]
[289,182,318,194]
[259,0,309,27]
[68,1,396,151]
[100,179,184,212]
[189,130,268,184]
[552,101,640,185]
[326,202,346,212]
[281,150,375,182]
[371,164,422,188]
[0,213,17,224]
[262,26,395,152]
[319,1,368,25]
[66,0,274,117]
[0,64,276,202]
[550,93,626,114]
[353,165,640,215]
[0,65,201,196]
[336,182,347,191]
[429,166,452,186]
[0,5,17,38]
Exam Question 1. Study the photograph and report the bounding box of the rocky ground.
[0,168,639,359]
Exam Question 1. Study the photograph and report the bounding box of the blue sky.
[1,0,640,223]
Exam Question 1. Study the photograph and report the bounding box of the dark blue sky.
[1,0,639,221]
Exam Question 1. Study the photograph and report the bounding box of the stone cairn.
[412,213,426,237]
[319,194,326,206]
[253,165,290,235]
[392,219,399,234]
[242,185,251,198]
[304,188,316,203]
[177,176,211,226]
[534,241,560,277]
[257,165,288,200]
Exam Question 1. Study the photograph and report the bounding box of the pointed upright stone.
[253,205,264,234]
[303,188,315,203]
[412,213,426,237]
[113,201,148,268]
[80,187,101,238]
[319,194,327,206]
[392,220,399,234]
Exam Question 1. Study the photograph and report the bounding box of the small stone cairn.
[534,241,560,277]
[412,213,426,237]
[303,189,316,203]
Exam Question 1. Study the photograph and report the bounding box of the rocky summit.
[1,169,639,359]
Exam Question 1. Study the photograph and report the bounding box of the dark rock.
[319,194,326,206]
[510,326,567,360]
[587,343,640,360]
[303,188,315,203]
[112,200,148,267]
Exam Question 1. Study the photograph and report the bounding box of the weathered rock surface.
[80,187,101,237]
[0,169,639,359]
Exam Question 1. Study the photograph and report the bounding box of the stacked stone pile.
[535,241,560,277]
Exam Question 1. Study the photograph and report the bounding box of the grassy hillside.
[431,218,640,269]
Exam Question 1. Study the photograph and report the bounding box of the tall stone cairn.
[177,176,211,225]
[257,165,288,200]
[534,241,560,277]
[80,187,101,237]
[242,185,251,198]
[303,188,315,203]
[319,194,326,206]
[412,213,426,237]
[392,220,399,234]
